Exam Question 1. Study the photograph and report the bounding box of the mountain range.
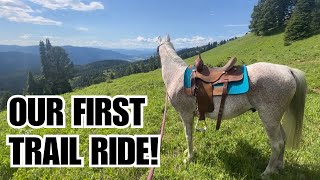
[0,45,155,93]
[0,45,154,64]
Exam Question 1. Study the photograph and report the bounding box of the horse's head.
[157,35,175,53]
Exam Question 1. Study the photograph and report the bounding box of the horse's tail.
[283,68,307,149]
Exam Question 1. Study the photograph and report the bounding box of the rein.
[147,93,169,180]
[157,42,165,54]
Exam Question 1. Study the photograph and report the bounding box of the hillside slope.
[0,33,319,179]
[185,33,320,90]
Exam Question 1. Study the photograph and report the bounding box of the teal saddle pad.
[184,65,250,95]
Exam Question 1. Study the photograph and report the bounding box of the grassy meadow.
[0,33,319,179]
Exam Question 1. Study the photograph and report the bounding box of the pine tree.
[310,0,320,34]
[39,41,46,61]
[284,0,315,43]
[250,2,263,35]
[25,71,37,95]
[250,0,294,35]
[0,91,12,110]
[284,0,297,21]
[45,46,73,94]
[45,39,52,51]
[39,41,47,79]
[39,39,74,94]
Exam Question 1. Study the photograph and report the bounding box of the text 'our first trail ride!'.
[6,95,161,168]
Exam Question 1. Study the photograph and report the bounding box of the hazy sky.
[0,0,258,49]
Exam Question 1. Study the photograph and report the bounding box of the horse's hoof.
[276,161,284,171]
[196,127,207,132]
[183,157,193,164]
[261,168,279,179]
[183,151,194,164]
[260,172,271,180]
[184,149,188,155]
[184,149,194,156]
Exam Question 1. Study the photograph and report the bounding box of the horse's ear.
[165,34,171,42]
[157,36,162,44]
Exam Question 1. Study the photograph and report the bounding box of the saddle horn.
[195,54,204,72]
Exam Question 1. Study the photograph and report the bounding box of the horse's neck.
[159,43,187,91]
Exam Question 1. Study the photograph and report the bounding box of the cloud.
[0,0,103,26]
[117,36,214,49]
[174,36,206,43]
[20,34,31,39]
[42,35,61,39]
[136,36,157,43]
[78,36,215,49]
[0,0,62,25]
[224,24,249,27]
[173,36,214,47]
[76,27,89,32]
[29,0,104,11]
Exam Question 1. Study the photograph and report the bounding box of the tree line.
[178,37,237,59]
[250,0,320,44]
[71,60,130,88]
[70,37,238,89]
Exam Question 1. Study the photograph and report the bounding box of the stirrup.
[195,118,207,132]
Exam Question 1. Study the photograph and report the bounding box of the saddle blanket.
[184,65,250,95]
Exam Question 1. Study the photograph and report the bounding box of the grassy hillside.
[0,33,319,179]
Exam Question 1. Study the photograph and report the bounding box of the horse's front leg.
[180,112,194,163]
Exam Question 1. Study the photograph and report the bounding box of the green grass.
[1,33,320,179]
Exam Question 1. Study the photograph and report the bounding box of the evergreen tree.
[109,72,115,80]
[46,46,73,94]
[310,0,320,34]
[39,39,74,94]
[45,39,52,51]
[39,40,46,63]
[25,71,37,95]
[285,0,297,20]
[250,1,264,35]
[250,0,293,35]
[0,91,12,110]
[284,0,314,43]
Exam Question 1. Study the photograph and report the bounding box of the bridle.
[156,42,165,54]
[157,41,175,54]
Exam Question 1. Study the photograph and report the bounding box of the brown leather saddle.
[185,55,243,130]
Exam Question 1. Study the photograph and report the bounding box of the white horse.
[157,35,307,177]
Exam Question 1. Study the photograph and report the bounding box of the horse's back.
[247,62,294,83]
[246,62,296,113]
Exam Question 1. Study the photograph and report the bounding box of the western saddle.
[185,55,243,130]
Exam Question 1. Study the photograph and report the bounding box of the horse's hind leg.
[278,124,286,169]
[179,112,194,163]
[258,110,286,177]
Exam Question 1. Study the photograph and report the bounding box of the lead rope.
[147,93,169,180]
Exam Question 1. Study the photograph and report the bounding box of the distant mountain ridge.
[110,48,156,60]
[0,51,40,75]
[62,46,131,64]
[0,44,154,93]
[0,45,154,64]
[0,51,40,93]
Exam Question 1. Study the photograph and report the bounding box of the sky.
[0,0,258,49]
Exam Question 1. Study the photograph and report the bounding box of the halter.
[157,41,175,54]
[156,42,166,54]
